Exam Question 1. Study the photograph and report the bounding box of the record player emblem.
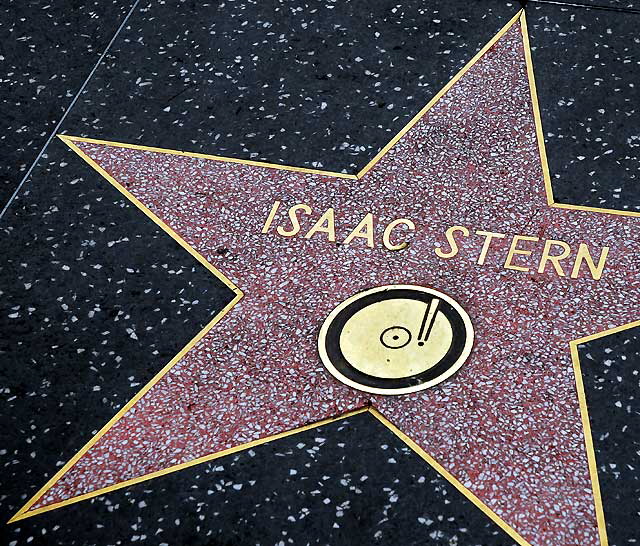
[318,285,474,395]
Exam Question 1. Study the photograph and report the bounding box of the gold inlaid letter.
[343,213,375,248]
[261,200,281,233]
[537,239,571,276]
[304,207,336,242]
[504,235,539,272]
[435,225,469,259]
[570,243,609,280]
[276,203,312,237]
[383,218,415,251]
[475,230,506,265]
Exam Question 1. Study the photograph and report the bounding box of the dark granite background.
[2,412,518,546]
[58,0,520,174]
[0,0,136,208]
[577,327,640,546]
[531,0,638,12]
[1,0,639,544]
[526,1,640,211]
[0,136,238,544]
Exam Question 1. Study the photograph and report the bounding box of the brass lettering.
[276,203,312,237]
[343,213,375,248]
[262,206,612,283]
[537,239,571,276]
[504,235,539,272]
[383,218,415,251]
[475,230,506,265]
[261,200,281,233]
[304,207,336,242]
[435,225,469,259]
[570,243,609,280]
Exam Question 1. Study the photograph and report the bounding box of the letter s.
[276,204,312,237]
[435,225,469,259]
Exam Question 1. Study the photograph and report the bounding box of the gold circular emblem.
[318,285,474,395]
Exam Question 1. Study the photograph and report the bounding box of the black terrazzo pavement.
[60,0,520,174]
[577,327,640,546]
[525,2,640,211]
[0,136,237,542]
[2,411,518,546]
[0,0,135,209]
[2,0,640,544]
[532,0,638,11]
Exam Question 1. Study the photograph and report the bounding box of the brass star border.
[9,11,639,546]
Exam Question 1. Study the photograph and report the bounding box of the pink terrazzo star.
[17,20,640,545]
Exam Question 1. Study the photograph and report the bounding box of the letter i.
[261,200,281,233]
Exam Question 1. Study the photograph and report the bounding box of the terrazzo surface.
[2,1,640,545]
[21,23,640,545]
[0,0,135,208]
